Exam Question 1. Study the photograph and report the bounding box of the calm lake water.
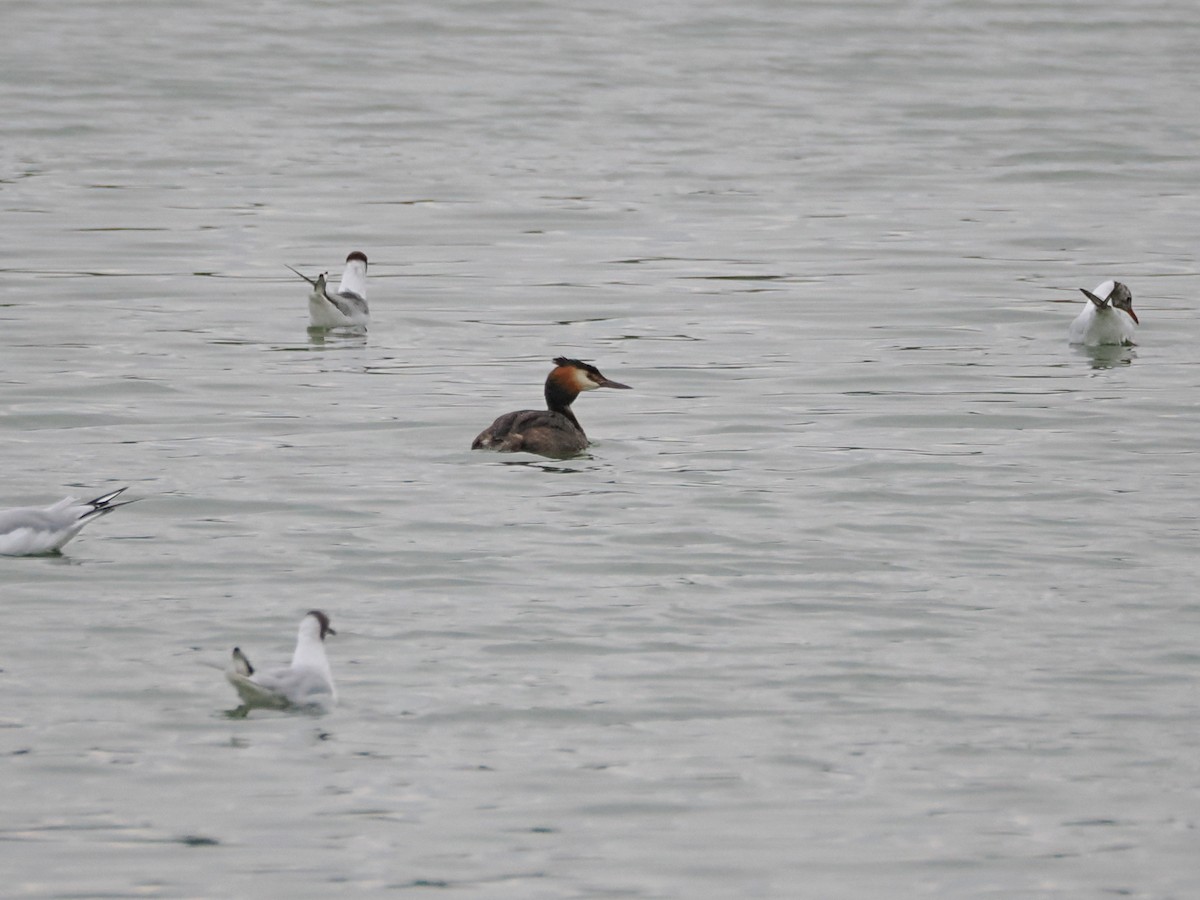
[3,1,1199,897]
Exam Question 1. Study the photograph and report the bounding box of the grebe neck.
[545,380,584,434]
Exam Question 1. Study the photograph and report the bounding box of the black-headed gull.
[226,610,337,716]
[287,251,369,329]
[1068,280,1138,346]
[0,487,135,556]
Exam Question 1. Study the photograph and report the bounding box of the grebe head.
[548,357,632,394]
[346,251,368,268]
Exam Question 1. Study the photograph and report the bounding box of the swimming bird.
[0,488,135,556]
[1068,280,1138,346]
[287,251,369,328]
[472,357,631,458]
[225,610,337,715]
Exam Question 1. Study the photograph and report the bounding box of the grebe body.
[473,357,631,459]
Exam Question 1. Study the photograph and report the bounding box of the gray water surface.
[3,1,1199,897]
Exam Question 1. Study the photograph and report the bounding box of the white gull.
[0,487,135,556]
[288,251,369,329]
[1068,280,1138,346]
[225,611,337,716]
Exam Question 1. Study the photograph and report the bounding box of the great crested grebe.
[472,357,632,458]
[1068,280,1138,346]
[226,610,337,715]
[0,487,135,556]
[287,251,370,328]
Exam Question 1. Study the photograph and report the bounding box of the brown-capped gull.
[1069,280,1138,346]
[225,610,337,716]
[287,251,369,329]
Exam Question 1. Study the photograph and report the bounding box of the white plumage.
[225,611,337,714]
[288,251,369,329]
[1068,280,1138,346]
[0,488,134,556]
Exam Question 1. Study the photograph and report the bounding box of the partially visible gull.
[288,251,369,329]
[225,610,337,716]
[0,487,135,556]
[1068,280,1138,346]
